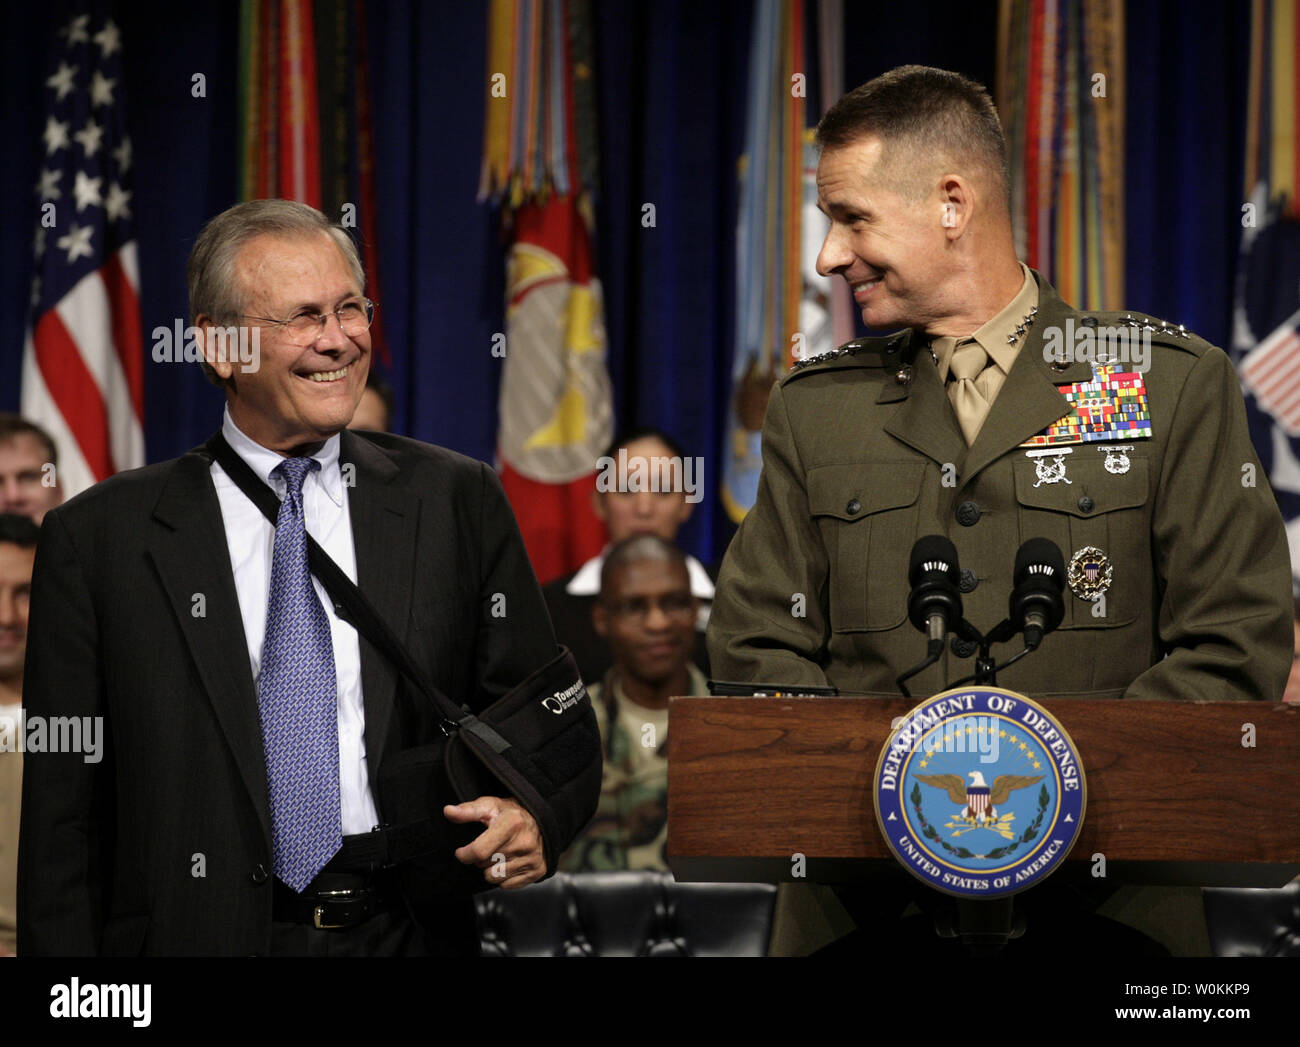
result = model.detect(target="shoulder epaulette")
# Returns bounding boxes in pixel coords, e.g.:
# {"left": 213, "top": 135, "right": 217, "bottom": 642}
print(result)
{"left": 783, "top": 333, "right": 907, "bottom": 383}
{"left": 1078, "top": 311, "right": 1214, "bottom": 354}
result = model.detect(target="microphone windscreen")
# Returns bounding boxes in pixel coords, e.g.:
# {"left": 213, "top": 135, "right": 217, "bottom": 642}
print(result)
{"left": 909, "top": 535, "right": 960, "bottom": 586}
{"left": 1013, "top": 538, "right": 1065, "bottom": 590}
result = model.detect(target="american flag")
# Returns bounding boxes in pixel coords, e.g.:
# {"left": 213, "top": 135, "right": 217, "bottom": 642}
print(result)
{"left": 1239, "top": 309, "right": 1300, "bottom": 437}
{"left": 21, "top": 7, "right": 144, "bottom": 500}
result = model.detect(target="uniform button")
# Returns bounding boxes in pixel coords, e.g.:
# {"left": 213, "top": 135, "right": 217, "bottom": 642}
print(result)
{"left": 958, "top": 568, "right": 978, "bottom": 593}
{"left": 251, "top": 863, "right": 269, "bottom": 884}
{"left": 1080, "top": 316, "right": 1098, "bottom": 328}
{"left": 846, "top": 498, "right": 862, "bottom": 516}
{"left": 895, "top": 365, "right": 915, "bottom": 386}
{"left": 956, "top": 501, "right": 981, "bottom": 527}
{"left": 951, "top": 636, "right": 978, "bottom": 658}
{"left": 1078, "top": 496, "right": 1095, "bottom": 513}
{"left": 1051, "top": 359, "right": 1070, "bottom": 372}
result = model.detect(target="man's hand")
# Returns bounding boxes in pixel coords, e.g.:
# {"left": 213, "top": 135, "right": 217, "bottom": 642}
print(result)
{"left": 444, "top": 796, "right": 547, "bottom": 889}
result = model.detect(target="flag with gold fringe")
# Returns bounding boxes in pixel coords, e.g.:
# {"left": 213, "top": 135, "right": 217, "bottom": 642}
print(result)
{"left": 480, "top": 0, "right": 612, "bottom": 584}
{"left": 997, "top": 0, "right": 1125, "bottom": 311}
{"left": 1233, "top": 0, "right": 1300, "bottom": 584}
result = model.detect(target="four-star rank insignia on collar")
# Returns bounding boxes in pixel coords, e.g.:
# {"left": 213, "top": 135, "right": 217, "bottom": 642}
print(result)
{"left": 1021, "top": 364, "right": 1152, "bottom": 448}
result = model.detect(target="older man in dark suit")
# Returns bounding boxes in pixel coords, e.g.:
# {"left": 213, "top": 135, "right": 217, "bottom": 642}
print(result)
{"left": 19, "top": 200, "right": 578, "bottom": 956}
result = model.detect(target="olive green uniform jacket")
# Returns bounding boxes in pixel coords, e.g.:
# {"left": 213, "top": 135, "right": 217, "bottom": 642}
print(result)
{"left": 709, "top": 273, "right": 1291, "bottom": 703}
{"left": 708, "top": 273, "right": 1292, "bottom": 956}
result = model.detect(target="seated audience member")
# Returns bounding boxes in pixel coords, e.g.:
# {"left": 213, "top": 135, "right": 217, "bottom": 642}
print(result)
{"left": 0, "top": 514, "right": 39, "bottom": 956}
{"left": 560, "top": 535, "right": 707, "bottom": 872}
{"left": 0, "top": 416, "right": 62, "bottom": 525}
{"left": 347, "top": 371, "right": 395, "bottom": 432}
{"left": 544, "top": 428, "right": 714, "bottom": 682}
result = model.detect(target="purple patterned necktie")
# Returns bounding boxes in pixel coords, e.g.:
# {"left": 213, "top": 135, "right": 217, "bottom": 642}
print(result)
{"left": 257, "top": 456, "right": 342, "bottom": 892}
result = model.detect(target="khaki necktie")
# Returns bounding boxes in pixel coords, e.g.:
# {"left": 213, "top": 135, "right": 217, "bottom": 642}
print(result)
{"left": 948, "top": 340, "right": 1005, "bottom": 445}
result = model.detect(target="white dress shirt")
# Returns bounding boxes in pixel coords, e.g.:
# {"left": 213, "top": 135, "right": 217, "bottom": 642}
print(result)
{"left": 211, "top": 407, "right": 379, "bottom": 836}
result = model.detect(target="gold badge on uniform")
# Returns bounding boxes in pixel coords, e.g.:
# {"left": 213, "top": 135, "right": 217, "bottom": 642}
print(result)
{"left": 1068, "top": 546, "right": 1113, "bottom": 600}
{"left": 1026, "top": 447, "right": 1073, "bottom": 486}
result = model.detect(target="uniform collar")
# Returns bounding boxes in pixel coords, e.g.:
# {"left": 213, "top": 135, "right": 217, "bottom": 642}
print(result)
{"left": 608, "top": 662, "right": 709, "bottom": 707}
{"left": 930, "top": 262, "right": 1039, "bottom": 381}
{"left": 221, "top": 405, "right": 344, "bottom": 507}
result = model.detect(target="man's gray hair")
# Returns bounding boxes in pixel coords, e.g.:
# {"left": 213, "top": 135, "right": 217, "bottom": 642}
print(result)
{"left": 187, "top": 200, "right": 364, "bottom": 385}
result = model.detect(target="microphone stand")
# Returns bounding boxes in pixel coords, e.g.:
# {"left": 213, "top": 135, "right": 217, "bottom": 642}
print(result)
{"left": 917, "top": 616, "right": 1030, "bottom": 953}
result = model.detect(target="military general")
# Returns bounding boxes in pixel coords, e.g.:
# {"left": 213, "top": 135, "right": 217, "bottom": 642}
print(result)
{"left": 707, "top": 65, "right": 1292, "bottom": 956}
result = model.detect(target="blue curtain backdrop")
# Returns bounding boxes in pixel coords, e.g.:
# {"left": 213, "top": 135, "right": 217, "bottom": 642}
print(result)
{"left": 0, "top": 0, "right": 1262, "bottom": 567}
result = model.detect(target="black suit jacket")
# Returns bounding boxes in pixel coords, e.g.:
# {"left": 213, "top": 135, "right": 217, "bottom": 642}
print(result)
{"left": 18, "top": 429, "right": 558, "bottom": 956}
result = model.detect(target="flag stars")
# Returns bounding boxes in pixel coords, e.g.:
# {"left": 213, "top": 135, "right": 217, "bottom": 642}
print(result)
{"left": 90, "top": 70, "right": 116, "bottom": 108}
{"left": 104, "top": 183, "right": 132, "bottom": 222}
{"left": 93, "top": 19, "right": 122, "bottom": 58}
{"left": 46, "top": 62, "right": 78, "bottom": 101}
{"left": 73, "top": 170, "right": 103, "bottom": 212}
{"left": 74, "top": 120, "right": 104, "bottom": 158}
{"left": 57, "top": 223, "right": 94, "bottom": 263}
{"left": 62, "top": 14, "right": 90, "bottom": 46}
{"left": 35, "top": 168, "right": 63, "bottom": 201}
{"left": 112, "top": 137, "right": 132, "bottom": 173}
{"left": 44, "top": 116, "right": 71, "bottom": 155}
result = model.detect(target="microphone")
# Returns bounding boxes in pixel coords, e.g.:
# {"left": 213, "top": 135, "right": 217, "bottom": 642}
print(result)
{"left": 907, "top": 536, "right": 963, "bottom": 651}
{"left": 1009, "top": 538, "right": 1065, "bottom": 650}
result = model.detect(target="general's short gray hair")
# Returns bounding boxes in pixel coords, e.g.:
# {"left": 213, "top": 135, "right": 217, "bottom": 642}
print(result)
{"left": 187, "top": 199, "right": 365, "bottom": 385}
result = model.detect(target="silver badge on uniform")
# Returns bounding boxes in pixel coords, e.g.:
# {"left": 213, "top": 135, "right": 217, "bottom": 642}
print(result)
{"left": 1026, "top": 447, "right": 1073, "bottom": 487}
{"left": 1068, "top": 546, "right": 1113, "bottom": 600}
{"left": 1101, "top": 445, "right": 1133, "bottom": 474}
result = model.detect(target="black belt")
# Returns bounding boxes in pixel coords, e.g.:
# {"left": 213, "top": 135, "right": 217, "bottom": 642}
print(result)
{"left": 272, "top": 864, "right": 405, "bottom": 930}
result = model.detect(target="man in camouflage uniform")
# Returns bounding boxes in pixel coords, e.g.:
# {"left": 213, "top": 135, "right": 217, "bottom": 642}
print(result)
{"left": 708, "top": 66, "right": 1292, "bottom": 955}
{"left": 562, "top": 536, "right": 708, "bottom": 872}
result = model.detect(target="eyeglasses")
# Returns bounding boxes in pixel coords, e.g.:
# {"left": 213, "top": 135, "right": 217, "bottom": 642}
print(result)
{"left": 240, "top": 297, "right": 376, "bottom": 345}
{"left": 604, "top": 592, "right": 696, "bottom": 623}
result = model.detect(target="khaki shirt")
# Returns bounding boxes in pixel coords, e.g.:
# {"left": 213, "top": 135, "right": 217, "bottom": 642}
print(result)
{"left": 0, "top": 747, "right": 19, "bottom": 954}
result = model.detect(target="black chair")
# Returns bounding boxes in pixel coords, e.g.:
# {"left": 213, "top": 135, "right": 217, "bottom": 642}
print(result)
{"left": 475, "top": 871, "right": 777, "bottom": 956}
{"left": 1203, "top": 884, "right": 1300, "bottom": 957}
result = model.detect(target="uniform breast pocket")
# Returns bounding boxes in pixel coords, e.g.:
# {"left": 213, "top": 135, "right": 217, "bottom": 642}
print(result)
{"left": 808, "top": 462, "right": 926, "bottom": 632}
{"left": 1013, "top": 453, "right": 1151, "bottom": 629}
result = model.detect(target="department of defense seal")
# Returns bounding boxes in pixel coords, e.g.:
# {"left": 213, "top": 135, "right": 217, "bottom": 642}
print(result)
{"left": 873, "top": 687, "right": 1087, "bottom": 898}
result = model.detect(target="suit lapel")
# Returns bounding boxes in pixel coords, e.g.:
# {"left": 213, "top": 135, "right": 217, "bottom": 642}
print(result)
{"left": 147, "top": 448, "right": 271, "bottom": 840}
{"left": 960, "top": 276, "right": 1094, "bottom": 489}
{"left": 339, "top": 430, "right": 419, "bottom": 793}
{"left": 883, "top": 329, "right": 968, "bottom": 470}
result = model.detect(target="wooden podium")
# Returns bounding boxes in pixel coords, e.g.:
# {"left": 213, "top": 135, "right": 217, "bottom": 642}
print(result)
{"left": 667, "top": 696, "right": 1300, "bottom": 888}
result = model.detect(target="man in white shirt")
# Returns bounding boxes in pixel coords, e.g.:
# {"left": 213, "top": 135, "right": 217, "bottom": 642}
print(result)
{"left": 544, "top": 428, "right": 716, "bottom": 682}
{"left": 19, "top": 200, "right": 573, "bottom": 956}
